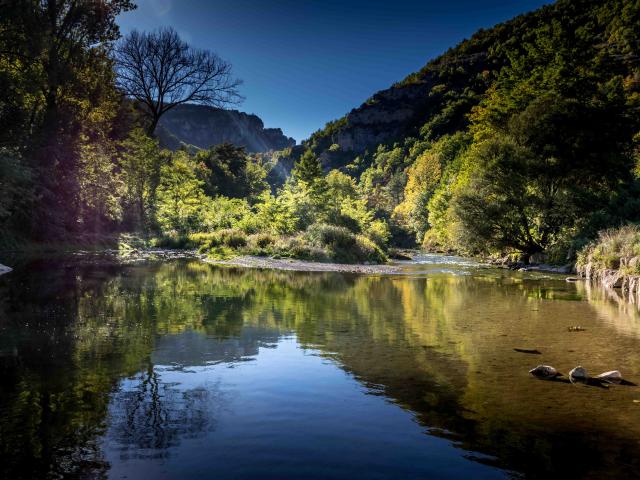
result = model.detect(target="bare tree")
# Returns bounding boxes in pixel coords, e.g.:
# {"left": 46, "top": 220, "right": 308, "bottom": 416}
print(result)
{"left": 115, "top": 27, "right": 242, "bottom": 135}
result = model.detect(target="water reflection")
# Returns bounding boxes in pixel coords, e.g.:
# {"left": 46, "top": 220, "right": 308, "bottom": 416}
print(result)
{"left": 1, "top": 257, "right": 640, "bottom": 479}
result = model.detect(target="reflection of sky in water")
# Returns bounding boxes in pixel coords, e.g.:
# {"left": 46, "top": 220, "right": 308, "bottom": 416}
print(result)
{"left": 103, "top": 335, "right": 506, "bottom": 480}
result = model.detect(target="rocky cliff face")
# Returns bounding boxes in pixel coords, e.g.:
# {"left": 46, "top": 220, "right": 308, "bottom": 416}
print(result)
{"left": 157, "top": 104, "right": 296, "bottom": 152}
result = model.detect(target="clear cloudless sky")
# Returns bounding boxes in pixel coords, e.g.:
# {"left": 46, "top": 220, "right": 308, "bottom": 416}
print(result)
{"left": 117, "top": 0, "right": 551, "bottom": 142}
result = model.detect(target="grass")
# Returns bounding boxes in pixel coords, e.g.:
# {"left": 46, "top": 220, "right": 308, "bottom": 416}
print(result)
{"left": 155, "top": 224, "right": 388, "bottom": 264}
{"left": 577, "top": 224, "right": 640, "bottom": 275}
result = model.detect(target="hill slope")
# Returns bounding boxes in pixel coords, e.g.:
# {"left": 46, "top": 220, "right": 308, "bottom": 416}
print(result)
{"left": 291, "top": 0, "right": 638, "bottom": 172}
{"left": 272, "top": 0, "right": 640, "bottom": 257}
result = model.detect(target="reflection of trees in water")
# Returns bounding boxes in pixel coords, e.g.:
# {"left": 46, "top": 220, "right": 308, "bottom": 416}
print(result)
{"left": 0, "top": 259, "right": 119, "bottom": 480}
{"left": 575, "top": 280, "right": 640, "bottom": 337}
{"left": 109, "top": 365, "right": 223, "bottom": 459}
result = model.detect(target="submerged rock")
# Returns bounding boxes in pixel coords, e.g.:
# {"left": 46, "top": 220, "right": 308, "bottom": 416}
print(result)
{"left": 0, "top": 263, "right": 12, "bottom": 276}
{"left": 567, "top": 325, "right": 586, "bottom": 332}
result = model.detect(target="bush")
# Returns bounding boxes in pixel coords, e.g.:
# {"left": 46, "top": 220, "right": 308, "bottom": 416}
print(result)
{"left": 153, "top": 233, "right": 191, "bottom": 249}
{"left": 354, "top": 235, "right": 387, "bottom": 263}
{"left": 577, "top": 224, "right": 640, "bottom": 273}
{"left": 245, "top": 233, "right": 277, "bottom": 256}
{"left": 304, "top": 223, "right": 387, "bottom": 263}
{"left": 188, "top": 232, "right": 222, "bottom": 248}
{"left": 272, "top": 235, "right": 328, "bottom": 261}
{"left": 364, "top": 219, "right": 390, "bottom": 247}
{"left": 174, "top": 229, "right": 249, "bottom": 254}
{"left": 219, "top": 229, "right": 247, "bottom": 248}
{"left": 249, "top": 232, "right": 276, "bottom": 248}
{"left": 306, "top": 223, "right": 355, "bottom": 249}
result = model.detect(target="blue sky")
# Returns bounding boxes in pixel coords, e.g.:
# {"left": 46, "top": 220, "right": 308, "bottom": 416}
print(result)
{"left": 118, "top": 0, "right": 550, "bottom": 142}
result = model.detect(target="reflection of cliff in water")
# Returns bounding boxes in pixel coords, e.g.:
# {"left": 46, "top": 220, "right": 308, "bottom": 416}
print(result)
{"left": 152, "top": 327, "right": 282, "bottom": 367}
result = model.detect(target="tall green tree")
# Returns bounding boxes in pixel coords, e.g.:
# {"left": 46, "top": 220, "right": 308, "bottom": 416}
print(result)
{"left": 157, "top": 152, "right": 207, "bottom": 234}
{"left": 292, "top": 149, "right": 323, "bottom": 185}
{"left": 195, "top": 143, "right": 267, "bottom": 201}
{"left": 455, "top": 94, "right": 637, "bottom": 258}
{"left": 119, "top": 129, "right": 167, "bottom": 232}
{"left": 0, "top": 0, "right": 135, "bottom": 239}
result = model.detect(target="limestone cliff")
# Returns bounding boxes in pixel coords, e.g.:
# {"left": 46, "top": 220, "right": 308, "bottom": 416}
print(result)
{"left": 157, "top": 104, "right": 296, "bottom": 152}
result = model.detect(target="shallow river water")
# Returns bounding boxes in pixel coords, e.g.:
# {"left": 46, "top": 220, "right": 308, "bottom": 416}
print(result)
{"left": 1, "top": 254, "right": 640, "bottom": 479}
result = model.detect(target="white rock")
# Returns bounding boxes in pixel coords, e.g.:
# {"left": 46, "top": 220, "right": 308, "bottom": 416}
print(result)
{"left": 569, "top": 366, "right": 588, "bottom": 383}
{"left": 529, "top": 365, "right": 559, "bottom": 379}
{"left": 595, "top": 370, "right": 622, "bottom": 384}
{"left": 0, "top": 263, "right": 12, "bottom": 276}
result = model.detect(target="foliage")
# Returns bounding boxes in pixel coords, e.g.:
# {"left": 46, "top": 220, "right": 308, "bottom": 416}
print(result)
{"left": 0, "top": 0, "right": 135, "bottom": 239}
{"left": 77, "top": 139, "right": 124, "bottom": 234}
{"left": 119, "top": 129, "right": 167, "bottom": 232}
{"left": 577, "top": 225, "right": 640, "bottom": 274}
{"left": 156, "top": 152, "right": 207, "bottom": 234}
{"left": 195, "top": 143, "right": 267, "bottom": 201}
{"left": 305, "top": 223, "right": 387, "bottom": 263}
{"left": 0, "top": 149, "right": 32, "bottom": 245}
{"left": 4, "top": 0, "right": 640, "bottom": 266}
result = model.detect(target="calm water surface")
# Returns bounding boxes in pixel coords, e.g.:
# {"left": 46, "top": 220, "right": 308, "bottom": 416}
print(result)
{"left": 1, "top": 254, "right": 640, "bottom": 479}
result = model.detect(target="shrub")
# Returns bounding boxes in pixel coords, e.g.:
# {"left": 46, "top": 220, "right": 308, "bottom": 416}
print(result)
{"left": 245, "top": 232, "right": 276, "bottom": 256}
{"left": 364, "top": 219, "right": 390, "bottom": 247}
{"left": 304, "top": 223, "right": 387, "bottom": 263}
{"left": 354, "top": 235, "right": 388, "bottom": 263}
{"left": 577, "top": 225, "right": 640, "bottom": 273}
{"left": 179, "top": 229, "right": 248, "bottom": 254}
{"left": 188, "top": 232, "right": 222, "bottom": 247}
{"left": 306, "top": 223, "right": 355, "bottom": 249}
{"left": 218, "top": 229, "right": 247, "bottom": 248}
{"left": 153, "top": 233, "right": 190, "bottom": 249}
{"left": 249, "top": 232, "right": 276, "bottom": 248}
{"left": 272, "top": 235, "right": 328, "bottom": 261}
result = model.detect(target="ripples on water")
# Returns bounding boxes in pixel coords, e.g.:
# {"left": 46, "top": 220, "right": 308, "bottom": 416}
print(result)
{"left": 1, "top": 254, "right": 640, "bottom": 479}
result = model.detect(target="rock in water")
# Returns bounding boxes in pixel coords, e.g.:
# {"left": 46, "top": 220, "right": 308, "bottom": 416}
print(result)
{"left": 529, "top": 365, "right": 561, "bottom": 380}
{"left": 569, "top": 366, "right": 589, "bottom": 384}
{"left": 567, "top": 325, "right": 586, "bottom": 332}
{"left": 595, "top": 370, "right": 622, "bottom": 384}
{"left": 0, "top": 264, "right": 12, "bottom": 276}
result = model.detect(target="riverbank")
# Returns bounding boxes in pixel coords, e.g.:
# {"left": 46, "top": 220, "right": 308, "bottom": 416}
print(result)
{"left": 206, "top": 255, "right": 401, "bottom": 274}
{"left": 488, "top": 256, "right": 574, "bottom": 274}
{"left": 576, "top": 225, "right": 640, "bottom": 302}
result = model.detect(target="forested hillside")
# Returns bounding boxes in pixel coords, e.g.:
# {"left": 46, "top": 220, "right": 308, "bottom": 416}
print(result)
{"left": 275, "top": 0, "right": 640, "bottom": 260}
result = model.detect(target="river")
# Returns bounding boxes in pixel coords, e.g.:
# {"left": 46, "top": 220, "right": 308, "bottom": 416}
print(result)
{"left": 1, "top": 254, "right": 639, "bottom": 479}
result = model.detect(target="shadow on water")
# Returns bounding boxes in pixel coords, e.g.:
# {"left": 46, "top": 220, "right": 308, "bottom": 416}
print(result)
{"left": 1, "top": 255, "right": 640, "bottom": 478}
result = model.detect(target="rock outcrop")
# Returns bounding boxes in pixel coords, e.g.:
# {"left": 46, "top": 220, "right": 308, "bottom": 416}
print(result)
{"left": 157, "top": 104, "right": 296, "bottom": 153}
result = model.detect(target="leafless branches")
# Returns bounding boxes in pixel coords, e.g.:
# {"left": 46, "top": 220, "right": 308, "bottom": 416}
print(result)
{"left": 115, "top": 27, "right": 242, "bottom": 135}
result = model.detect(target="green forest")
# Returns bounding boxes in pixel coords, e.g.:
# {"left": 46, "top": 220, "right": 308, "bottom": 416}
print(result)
{"left": 1, "top": 0, "right": 639, "bottom": 265}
